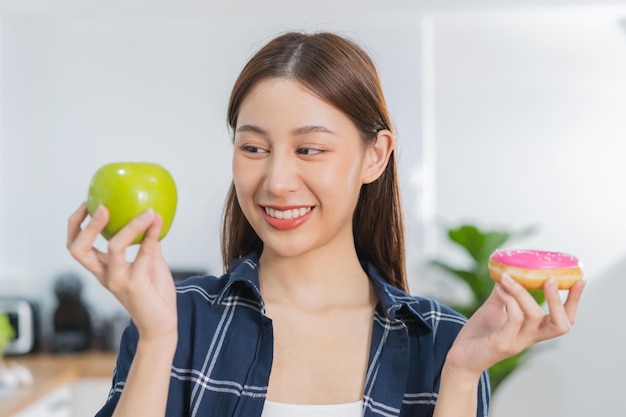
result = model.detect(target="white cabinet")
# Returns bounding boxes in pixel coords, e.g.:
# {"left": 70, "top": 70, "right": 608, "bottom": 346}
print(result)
{"left": 13, "top": 385, "right": 72, "bottom": 417}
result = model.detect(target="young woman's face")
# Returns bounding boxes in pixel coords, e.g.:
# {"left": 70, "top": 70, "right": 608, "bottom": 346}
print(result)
{"left": 232, "top": 78, "right": 372, "bottom": 260}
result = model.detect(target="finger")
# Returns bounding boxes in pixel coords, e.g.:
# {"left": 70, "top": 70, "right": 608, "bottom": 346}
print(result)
{"left": 494, "top": 282, "right": 525, "bottom": 341}
{"left": 480, "top": 284, "right": 508, "bottom": 325}
{"left": 107, "top": 208, "right": 156, "bottom": 267}
{"left": 500, "top": 274, "right": 546, "bottom": 324}
{"left": 67, "top": 202, "right": 88, "bottom": 249}
{"left": 539, "top": 278, "right": 572, "bottom": 339}
{"left": 563, "top": 279, "right": 586, "bottom": 325}
{"left": 503, "top": 276, "right": 548, "bottom": 348}
{"left": 80, "top": 205, "right": 110, "bottom": 242}
{"left": 133, "top": 213, "right": 163, "bottom": 270}
{"left": 68, "top": 205, "right": 110, "bottom": 275}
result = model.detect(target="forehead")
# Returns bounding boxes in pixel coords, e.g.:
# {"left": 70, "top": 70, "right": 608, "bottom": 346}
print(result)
{"left": 236, "top": 78, "right": 353, "bottom": 130}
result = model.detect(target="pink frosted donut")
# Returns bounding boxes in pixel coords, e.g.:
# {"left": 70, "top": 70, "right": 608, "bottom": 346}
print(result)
{"left": 488, "top": 249, "right": 584, "bottom": 290}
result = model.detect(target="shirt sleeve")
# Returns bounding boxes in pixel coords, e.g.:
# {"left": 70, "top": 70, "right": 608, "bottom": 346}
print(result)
{"left": 95, "top": 322, "right": 139, "bottom": 417}
{"left": 476, "top": 370, "right": 491, "bottom": 417}
{"left": 426, "top": 299, "right": 492, "bottom": 417}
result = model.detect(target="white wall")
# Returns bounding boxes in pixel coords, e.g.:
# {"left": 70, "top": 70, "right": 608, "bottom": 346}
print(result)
{"left": 428, "top": 7, "right": 626, "bottom": 417}
{"left": 431, "top": 8, "right": 626, "bottom": 281}
{"left": 0, "top": 8, "right": 426, "bottom": 321}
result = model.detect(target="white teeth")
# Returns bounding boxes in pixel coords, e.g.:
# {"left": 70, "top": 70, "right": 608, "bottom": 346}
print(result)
{"left": 265, "top": 207, "right": 312, "bottom": 219}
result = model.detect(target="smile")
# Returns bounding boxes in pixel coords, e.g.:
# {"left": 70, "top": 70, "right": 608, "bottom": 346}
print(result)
{"left": 264, "top": 207, "right": 312, "bottom": 220}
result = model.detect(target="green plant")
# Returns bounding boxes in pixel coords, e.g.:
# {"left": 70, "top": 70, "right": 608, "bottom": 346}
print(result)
{"left": 0, "top": 313, "right": 15, "bottom": 356}
{"left": 431, "top": 224, "right": 542, "bottom": 392}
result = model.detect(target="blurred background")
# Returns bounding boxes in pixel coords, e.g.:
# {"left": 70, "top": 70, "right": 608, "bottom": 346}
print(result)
{"left": 1, "top": 0, "right": 625, "bottom": 416}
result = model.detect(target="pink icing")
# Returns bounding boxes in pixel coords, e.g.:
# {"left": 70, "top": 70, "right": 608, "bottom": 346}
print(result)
{"left": 490, "top": 249, "right": 580, "bottom": 269}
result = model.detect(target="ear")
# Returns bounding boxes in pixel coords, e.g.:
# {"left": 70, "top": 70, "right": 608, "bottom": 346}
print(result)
{"left": 362, "top": 129, "right": 394, "bottom": 184}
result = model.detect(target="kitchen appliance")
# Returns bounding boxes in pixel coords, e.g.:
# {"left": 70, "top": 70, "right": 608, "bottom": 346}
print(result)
{"left": 0, "top": 298, "right": 38, "bottom": 355}
{"left": 52, "top": 273, "right": 92, "bottom": 352}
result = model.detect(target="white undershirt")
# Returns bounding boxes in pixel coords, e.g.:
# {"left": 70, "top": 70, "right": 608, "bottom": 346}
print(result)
{"left": 261, "top": 400, "right": 364, "bottom": 417}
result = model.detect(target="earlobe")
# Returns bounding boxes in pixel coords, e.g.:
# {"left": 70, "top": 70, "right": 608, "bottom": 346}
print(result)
{"left": 363, "top": 130, "right": 394, "bottom": 184}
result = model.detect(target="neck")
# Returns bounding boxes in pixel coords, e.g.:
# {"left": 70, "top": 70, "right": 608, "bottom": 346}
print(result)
{"left": 258, "top": 247, "right": 374, "bottom": 310}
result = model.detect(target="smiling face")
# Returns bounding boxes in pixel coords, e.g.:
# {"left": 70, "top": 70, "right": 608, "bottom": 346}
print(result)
{"left": 232, "top": 78, "right": 374, "bottom": 260}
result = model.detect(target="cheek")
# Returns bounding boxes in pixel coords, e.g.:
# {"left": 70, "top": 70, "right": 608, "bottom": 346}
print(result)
{"left": 232, "top": 157, "right": 257, "bottom": 201}
{"left": 340, "top": 154, "right": 367, "bottom": 188}
{"left": 314, "top": 156, "right": 365, "bottom": 196}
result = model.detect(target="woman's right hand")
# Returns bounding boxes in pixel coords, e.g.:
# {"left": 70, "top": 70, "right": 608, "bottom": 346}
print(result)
{"left": 67, "top": 203, "right": 178, "bottom": 343}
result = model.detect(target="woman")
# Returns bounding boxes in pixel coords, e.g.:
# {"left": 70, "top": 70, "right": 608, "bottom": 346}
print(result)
{"left": 67, "top": 32, "right": 584, "bottom": 417}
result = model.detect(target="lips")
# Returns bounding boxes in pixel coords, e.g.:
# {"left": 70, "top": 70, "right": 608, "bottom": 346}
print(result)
{"left": 262, "top": 206, "right": 313, "bottom": 230}
{"left": 264, "top": 206, "right": 312, "bottom": 219}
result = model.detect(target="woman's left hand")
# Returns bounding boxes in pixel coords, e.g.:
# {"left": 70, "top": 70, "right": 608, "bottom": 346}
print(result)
{"left": 445, "top": 274, "right": 585, "bottom": 377}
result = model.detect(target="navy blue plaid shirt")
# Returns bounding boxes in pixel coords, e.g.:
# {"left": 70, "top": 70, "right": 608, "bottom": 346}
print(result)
{"left": 96, "top": 254, "right": 490, "bottom": 417}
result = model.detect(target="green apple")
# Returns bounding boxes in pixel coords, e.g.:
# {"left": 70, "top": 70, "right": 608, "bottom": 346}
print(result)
{"left": 86, "top": 162, "right": 177, "bottom": 244}
{"left": 0, "top": 313, "right": 15, "bottom": 354}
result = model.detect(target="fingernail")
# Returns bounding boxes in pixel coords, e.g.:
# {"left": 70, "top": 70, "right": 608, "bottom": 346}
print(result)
{"left": 502, "top": 273, "right": 515, "bottom": 286}
{"left": 546, "top": 277, "right": 557, "bottom": 290}
{"left": 140, "top": 208, "right": 155, "bottom": 220}
{"left": 93, "top": 205, "right": 105, "bottom": 219}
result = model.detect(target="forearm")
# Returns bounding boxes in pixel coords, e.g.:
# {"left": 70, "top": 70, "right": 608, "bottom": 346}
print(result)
{"left": 433, "top": 364, "right": 481, "bottom": 417}
{"left": 112, "top": 335, "right": 178, "bottom": 417}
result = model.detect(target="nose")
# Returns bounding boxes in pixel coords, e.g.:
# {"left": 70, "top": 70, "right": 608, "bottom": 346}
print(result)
{"left": 263, "top": 151, "right": 300, "bottom": 197}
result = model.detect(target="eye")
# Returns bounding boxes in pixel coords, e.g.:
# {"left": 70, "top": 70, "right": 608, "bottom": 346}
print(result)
{"left": 296, "top": 147, "right": 324, "bottom": 156}
{"left": 241, "top": 145, "right": 269, "bottom": 154}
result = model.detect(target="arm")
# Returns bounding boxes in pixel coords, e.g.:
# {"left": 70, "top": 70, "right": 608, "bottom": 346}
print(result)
{"left": 111, "top": 336, "right": 177, "bottom": 417}
{"left": 432, "top": 365, "right": 482, "bottom": 417}
{"left": 433, "top": 275, "right": 585, "bottom": 417}
{"left": 67, "top": 203, "right": 178, "bottom": 417}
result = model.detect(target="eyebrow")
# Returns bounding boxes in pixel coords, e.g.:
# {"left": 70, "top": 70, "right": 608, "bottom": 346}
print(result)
{"left": 236, "top": 124, "right": 334, "bottom": 136}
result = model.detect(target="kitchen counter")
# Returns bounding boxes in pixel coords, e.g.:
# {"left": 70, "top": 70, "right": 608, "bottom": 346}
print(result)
{"left": 0, "top": 351, "right": 117, "bottom": 417}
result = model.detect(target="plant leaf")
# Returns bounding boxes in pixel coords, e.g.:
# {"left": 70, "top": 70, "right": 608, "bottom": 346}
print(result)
{"left": 448, "top": 225, "right": 483, "bottom": 263}
{"left": 480, "top": 231, "right": 510, "bottom": 262}
{"left": 448, "top": 225, "right": 511, "bottom": 264}
{"left": 430, "top": 260, "right": 479, "bottom": 290}
{"left": 528, "top": 288, "right": 546, "bottom": 305}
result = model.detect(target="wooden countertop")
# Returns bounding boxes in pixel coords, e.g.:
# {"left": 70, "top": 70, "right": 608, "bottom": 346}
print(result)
{"left": 0, "top": 351, "right": 117, "bottom": 417}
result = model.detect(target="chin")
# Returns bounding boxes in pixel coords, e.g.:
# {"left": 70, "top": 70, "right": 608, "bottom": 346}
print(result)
{"left": 260, "top": 242, "right": 315, "bottom": 260}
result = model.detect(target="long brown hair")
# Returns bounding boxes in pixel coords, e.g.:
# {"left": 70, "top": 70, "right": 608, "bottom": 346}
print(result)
{"left": 221, "top": 32, "right": 407, "bottom": 291}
